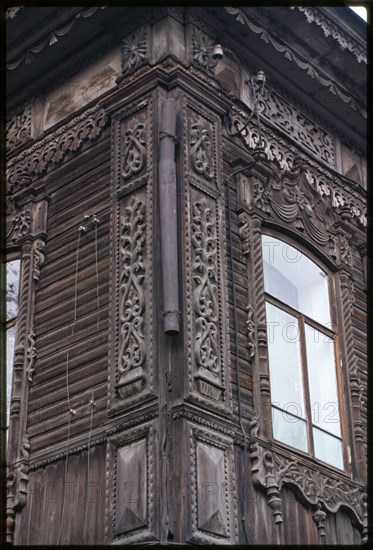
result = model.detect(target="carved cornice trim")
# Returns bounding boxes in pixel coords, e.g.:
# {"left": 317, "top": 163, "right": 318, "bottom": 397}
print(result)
{"left": 224, "top": 7, "right": 366, "bottom": 119}
{"left": 291, "top": 6, "right": 366, "bottom": 64}
{"left": 229, "top": 114, "right": 367, "bottom": 228}
{"left": 7, "top": 106, "right": 109, "bottom": 194}
{"left": 250, "top": 434, "right": 366, "bottom": 526}
{"left": 7, "top": 7, "right": 105, "bottom": 71}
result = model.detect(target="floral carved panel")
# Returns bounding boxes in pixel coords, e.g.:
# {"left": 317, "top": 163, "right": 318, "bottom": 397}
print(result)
{"left": 189, "top": 191, "right": 227, "bottom": 404}
{"left": 117, "top": 195, "right": 146, "bottom": 398}
{"left": 110, "top": 96, "right": 154, "bottom": 412}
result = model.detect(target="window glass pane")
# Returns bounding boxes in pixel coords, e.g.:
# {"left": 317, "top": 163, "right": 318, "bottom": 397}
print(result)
{"left": 262, "top": 235, "right": 331, "bottom": 326}
{"left": 272, "top": 407, "right": 308, "bottom": 452}
{"left": 266, "top": 302, "right": 305, "bottom": 417}
{"left": 6, "top": 326, "right": 16, "bottom": 426}
{"left": 6, "top": 259, "right": 21, "bottom": 321}
{"left": 313, "top": 427, "right": 344, "bottom": 470}
{"left": 305, "top": 324, "right": 341, "bottom": 437}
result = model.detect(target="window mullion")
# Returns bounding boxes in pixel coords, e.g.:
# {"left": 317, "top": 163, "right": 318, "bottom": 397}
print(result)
{"left": 298, "top": 314, "right": 314, "bottom": 457}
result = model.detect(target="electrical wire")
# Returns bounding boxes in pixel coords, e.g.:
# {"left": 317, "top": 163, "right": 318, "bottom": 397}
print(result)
{"left": 57, "top": 225, "right": 82, "bottom": 545}
{"left": 226, "top": 161, "right": 257, "bottom": 545}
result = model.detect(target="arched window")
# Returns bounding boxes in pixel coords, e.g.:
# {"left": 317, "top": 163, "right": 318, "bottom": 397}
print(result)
{"left": 261, "top": 234, "right": 344, "bottom": 470}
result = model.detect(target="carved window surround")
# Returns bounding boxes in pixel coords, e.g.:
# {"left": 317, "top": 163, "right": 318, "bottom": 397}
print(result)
{"left": 6, "top": 193, "right": 49, "bottom": 544}
{"left": 233, "top": 159, "right": 366, "bottom": 541}
{"left": 249, "top": 433, "right": 366, "bottom": 534}
{"left": 230, "top": 118, "right": 366, "bottom": 230}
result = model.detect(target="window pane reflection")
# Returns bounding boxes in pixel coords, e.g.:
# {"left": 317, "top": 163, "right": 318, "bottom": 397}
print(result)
{"left": 266, "top": 302, "right": 305, "bottom": 417}
{"left": 313, "top": 427, "right": 344, "bottom": 470}
{"left": 272, "top": 407, "right": 308, "bottom": 452}
{"left": 305, "top": 324, "right": 341, "bottom": 437}
{"left": 6, "top": 259, "right": 21, "bottom": 321}
{"left": 6, "top": 326, "right": 16, "bottom": 426}
{"left": 262, "top": 235, "right": 331, "bottom": 326}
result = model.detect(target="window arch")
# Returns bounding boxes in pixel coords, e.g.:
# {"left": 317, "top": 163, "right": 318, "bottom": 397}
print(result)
{"left": 261, "top": 233, "right": 346, "bottom": 470}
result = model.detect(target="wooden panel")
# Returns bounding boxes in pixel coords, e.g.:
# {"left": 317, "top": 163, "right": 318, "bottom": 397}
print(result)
{"left": 17, "top": 445, "right": 106, "bottom": 544}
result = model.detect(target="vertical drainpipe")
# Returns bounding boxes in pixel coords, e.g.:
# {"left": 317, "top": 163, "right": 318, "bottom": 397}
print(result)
{"left": 159, "top": 98, "right": 180, "bottom": 334}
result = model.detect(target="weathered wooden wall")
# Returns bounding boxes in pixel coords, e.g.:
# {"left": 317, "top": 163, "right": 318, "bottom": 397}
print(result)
{"left": 6, "top": 6, "right": 367, "bottom": 546}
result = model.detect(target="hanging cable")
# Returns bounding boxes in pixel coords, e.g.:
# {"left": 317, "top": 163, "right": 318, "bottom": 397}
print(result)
{"left": 57, "top": 221, "right": 84, "bottom": 545}
{"left": 226, "top": 160, "right": 258, "bottom": 545}
{"left": 93, "top": 215, "right": 100, "bottom": 331}
{"left": 82, "top": 388, "right": 96, "bottom": 540}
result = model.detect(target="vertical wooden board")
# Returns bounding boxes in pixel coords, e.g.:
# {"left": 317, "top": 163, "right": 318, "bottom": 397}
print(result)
{"left": 106, "top": 424, "right": 156, "bottom": 544}
{"left": 188, "top": 424, "right": 238, "bottom": 544}
{"left": 115, "top": 439, "right": 147, "bottom": 535}
{"left": 248, "top": 486, "right": 275, "bottom": 545}
{"left": 196, "top": 441, "right": 227, "bottom": 536}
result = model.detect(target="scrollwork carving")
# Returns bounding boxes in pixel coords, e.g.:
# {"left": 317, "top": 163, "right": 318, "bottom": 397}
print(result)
{"left": 229, "top": 111, "right": 367, "bottom": 227}
{"left": 192, "top": 199, "right": 220, "bottom": 376}
{"left": 121, "top": 121, "right": 147, "bottom": 180}
{"left": 6, "top": 105, "right": 33, "bottom": 154}
{"left": 246, "top": 304, "right": 255, "bottom": 359}
{"left": 190, "top": 122, "right": 214, "bottom": 181}
{"left": 7, "top": 107, "right": 108, "bottom": 193}
{"left": 32, "top": 238, "right": 46, "bottom": 281}
{"left": 118, "top": 197, "right": 146, "bottom": 394}
{"left": 26, "top": 328, "right": 37, "bottom": 383}
{"left": 11, "top": 209, "right": 31, "bottom": 242}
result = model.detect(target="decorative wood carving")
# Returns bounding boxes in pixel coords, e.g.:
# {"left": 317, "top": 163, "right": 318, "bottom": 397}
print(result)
{"left": 224, "top": 7, "right": 366, "bottom": 118}
{"left": 190, "top": 120, "right": 215, "bottom": 182}
{"left": 121, "top": 26, "right": 148, "bottom": 76}
{"left": 189, "top": 425, "right": 238, "bottom": 544}
{"left": 6, "top": 197, "right": 48, "bottom": 543}
{"left": 338, "top": 270, "right": 366, "bottom": 481}
{"left": 191, "top": 196, "right": 224, "bottom": 402}
{"left": 6, "top": 105, "right": 33, "bottom": 154}
{"left": 32, "top": 238, "right": 46, "bottom": 280}
{"left": 7, "top": 7, "right": 104, "bottom": 71}
{"left": 192, "top": 28, "right": 216, "bottom": 76}
{"left": 249, "top": 426, "right": 365, "bottom": 528}
{"left": 312, "top": 503, "right": 327, "bottom": 543}
{"left": 110, "top": 96, "right": 154, "bottom": 413}
{"left": 290, "top": 6, "right": 367, "bottom": 64}
{"left": 122, "top": 122, "right": 147, "bottom": 180}
{"left": 26, "top": 328, "right": 37, "bottom": 383}
{"left": 7, "top": 107, "right": 108, "bottom": 193}
{"left": 256, "top": 83, "right": 335, "bottom": 167}
{"left": 229, "top": 109, "right": 367, "bottom": 227}
{"left": 117, "top": 196, "right": 146, "bottom": 398}
{"left": 182, "top": 97, "right": 231, "bottom": 411}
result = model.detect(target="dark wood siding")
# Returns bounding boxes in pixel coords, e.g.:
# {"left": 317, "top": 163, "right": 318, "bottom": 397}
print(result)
{"left": 28, "top": 136, "right": 110, "bottom": 454}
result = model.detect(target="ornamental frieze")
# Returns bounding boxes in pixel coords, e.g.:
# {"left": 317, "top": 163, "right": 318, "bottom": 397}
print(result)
{"left": 7, "top": 107, "right": 108, "bottom": 194}
{"left": 255, "top": 83, "right": 335, "bottom": 167}
{"left": 229, "top": 114, "right": 366, "bottom": 227}
{"left": 249, "top": 419, "right": 365, "bottom": 529}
